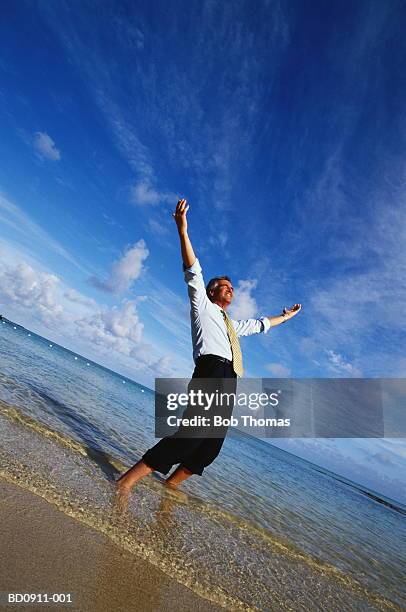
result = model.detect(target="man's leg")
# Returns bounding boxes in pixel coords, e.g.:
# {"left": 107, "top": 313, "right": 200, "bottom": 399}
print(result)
{"left": 114, "top": 460, "right": 154, "bottom": 511}
{"left": 165, "top": 465, "right": 194, "bottom": 488}
{"left": 116, "top": 459, "right": 154, "bottom": 493}
{"left": 178, "top": 371, "right": 236, "bottom": 476}
{"left": 180, "top": 436, "right": 226, "bottom": 476}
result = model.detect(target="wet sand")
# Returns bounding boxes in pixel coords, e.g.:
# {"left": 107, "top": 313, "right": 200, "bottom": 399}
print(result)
{"left": 0, "top": 405, "right": 400, "bottom": 611}
{"left": 0, "top": 479, "right": 220, "bottom": 612}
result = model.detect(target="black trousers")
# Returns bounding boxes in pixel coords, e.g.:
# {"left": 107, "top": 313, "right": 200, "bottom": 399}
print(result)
{"left": 142, "top": 355, "right": 237, "bottom": 476}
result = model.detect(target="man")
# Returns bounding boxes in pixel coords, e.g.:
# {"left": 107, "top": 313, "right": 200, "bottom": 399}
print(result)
{"left": 116, "top": 198, "right": 301, "bottom": 497}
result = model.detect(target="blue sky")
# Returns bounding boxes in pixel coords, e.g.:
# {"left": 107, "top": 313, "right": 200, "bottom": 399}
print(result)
{"left": 0, "top": 1, "right": 405, "bottom": 502}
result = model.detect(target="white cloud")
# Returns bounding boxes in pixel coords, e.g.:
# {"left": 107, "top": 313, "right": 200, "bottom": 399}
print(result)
{"left": 371, "top": 452, "right": 394, "bottom": 465}
{"left": 75, "top": 300, "right": 144, "bottom": 352}
{"left": 0, "top": 248, "right": 143, "bottom": 352}
{"left": 102, "top": 212, "right": 123, "bottom": 230}
{"left": 147, "top": 216, "right": 171, "bottom": 236}
{"left": 64, "top": 288, "right": 96, "bottom": 307}
{"left": 142, "top": 275, "right": 191, "bottom": 345}
{"left": 33, "top": 131, "right": 61, "bottom": 161}
{"left": 217, "top": 231, "right": 228, "bottom": 248}
{"left": 134, "top": 27, "right": 145, "bottom": 50}
{"left": 0, "top": 246, "right": 186, "bottom": 383}
{"left": 376, "top": 439, "right": 406, "bottom": 460}
{"left": 147, "top": 354, "right": 175, "bottom": 377}
{"left": 70, "top": 295, "right": 189, "bottom": 380}
{"left": 0, "top": 260, "right": 63, "bottom": 321}
{"left": 131, "top": 180, "right": 176, "bottom": 206}
{"left": 325, "top": 349, "right": 362, "bottom": 376}
{"left": 280, "top": 149, "right": 406, "bottom": 376}
{"left": 209, "top": 230, "right": 228, "bottom": 249}
{"left": 229, "top": 279, "right": 258, "bottom": 319}
{"left": 265, "top": 362, "right": 291, "bottom": 377}
{"left": 93, "top": 89, "right": 155, "bottom": 178}
{"left": 90, "top": 240, "right": 149, "bottom": 294}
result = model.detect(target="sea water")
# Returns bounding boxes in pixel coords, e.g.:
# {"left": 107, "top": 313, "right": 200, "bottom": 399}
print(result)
{"left": 0, "top": 320, "right": 404, "bottom": 610}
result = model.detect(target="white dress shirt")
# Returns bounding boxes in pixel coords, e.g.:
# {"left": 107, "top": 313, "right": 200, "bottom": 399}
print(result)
{"left": 184, "top": 259, "right": 271, "bottom": 363}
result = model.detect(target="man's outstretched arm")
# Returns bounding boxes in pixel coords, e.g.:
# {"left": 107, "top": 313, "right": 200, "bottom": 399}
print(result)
{"left": 173, "top": 198, "right": 196, "bottom": 268}
{"left": 267, "top": 304, "right": 302, "bottom": 327}
{"left": 232, "top": 304, "right": 302, "bottom": 336}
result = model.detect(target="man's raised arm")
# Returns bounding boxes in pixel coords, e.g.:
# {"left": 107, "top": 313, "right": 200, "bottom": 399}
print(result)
{"left": 173, "top": 198, "right": 196, "bottom": 268}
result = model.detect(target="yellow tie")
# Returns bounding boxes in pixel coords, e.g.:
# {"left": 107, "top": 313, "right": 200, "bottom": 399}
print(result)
{"left": 222, "top": 310, "right": 244, "bottom": 377}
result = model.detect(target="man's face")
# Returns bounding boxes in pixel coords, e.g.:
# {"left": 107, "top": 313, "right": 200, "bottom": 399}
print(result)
{"left": 211, "top": 280, "right": 234, "bottom": 307}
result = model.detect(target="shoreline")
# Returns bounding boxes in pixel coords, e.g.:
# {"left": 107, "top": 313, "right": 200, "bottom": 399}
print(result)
{"left": 0, "top": 398, "right": 402, "bottom": 610}
{"left": 0, "top": 479, "right": 220, "bottom": 612}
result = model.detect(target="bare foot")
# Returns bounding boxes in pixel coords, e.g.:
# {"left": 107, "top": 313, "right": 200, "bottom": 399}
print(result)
{"left": 164, "top": 481, "right": 178, "bottom": 490}
{"left": 163, "top": 481, "right": 188, "bottom": 502}
{"left": 114, "top": 482, "right": 131, "bottom": 512}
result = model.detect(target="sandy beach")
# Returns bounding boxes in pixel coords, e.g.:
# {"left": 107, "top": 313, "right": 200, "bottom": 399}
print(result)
{"left": 0, "top": 479, "right": 218, "bottom": 612}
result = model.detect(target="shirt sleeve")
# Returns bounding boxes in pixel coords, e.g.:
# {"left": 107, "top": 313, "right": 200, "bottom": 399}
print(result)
{"left": 183, "top": 258, "right": 209, "bottom": 311}
{"left": 231, "top": 316, "right": 271, "bottom": 337}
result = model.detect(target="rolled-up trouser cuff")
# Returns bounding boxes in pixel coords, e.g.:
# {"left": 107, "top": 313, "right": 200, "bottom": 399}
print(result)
{"left": 142, "top": 453, "right": 205, "bottom": 476}
{"left": 142, "top": 453, "right": 172, "bottom": 475}
{"left": 179, "top": 463, "right": 204, "bottom": 476}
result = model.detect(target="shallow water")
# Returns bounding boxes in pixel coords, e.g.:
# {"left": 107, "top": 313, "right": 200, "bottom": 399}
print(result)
{"left": 0, "top": 319, "right": 405, "bottom": 610}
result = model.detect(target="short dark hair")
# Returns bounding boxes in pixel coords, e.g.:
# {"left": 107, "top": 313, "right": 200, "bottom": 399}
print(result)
{"left": 206, "top": 276, "right": 232, "bottom": 301}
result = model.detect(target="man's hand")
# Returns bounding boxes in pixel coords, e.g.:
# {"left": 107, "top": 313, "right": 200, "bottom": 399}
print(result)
{"left": 267, "top": 304, "right": 301, "bottom": 328}
{"left": 173, "top": 198, "right": 189, "bottom": 234}
{"left": 282, "top": 304, "right": 302, "bottom": 320}
{"left": 173, "top": 198, "right": 196, "bottom": 268}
